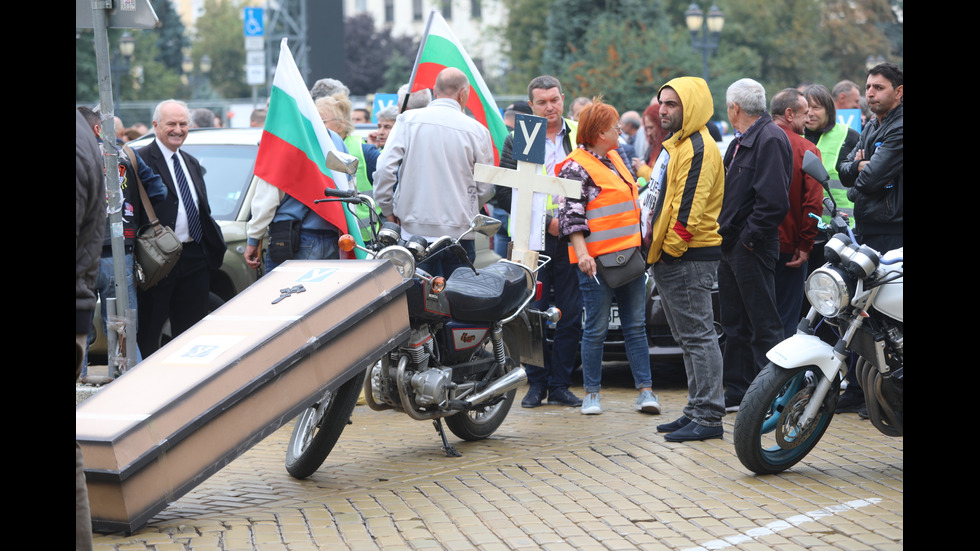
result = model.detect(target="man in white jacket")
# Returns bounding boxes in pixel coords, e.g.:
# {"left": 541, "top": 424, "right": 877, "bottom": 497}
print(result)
{"left": 373, "top": 67, "right": 495, "bottom": 277}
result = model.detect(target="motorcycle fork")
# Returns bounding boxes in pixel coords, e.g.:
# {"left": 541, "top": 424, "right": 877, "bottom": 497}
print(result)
{"left": 797, "top": 311, "right": 865, "bottom": 427}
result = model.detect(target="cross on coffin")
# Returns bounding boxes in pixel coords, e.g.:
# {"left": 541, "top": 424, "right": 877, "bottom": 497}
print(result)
{"left": 473, "top": 114, "right": 582, "bottom": 268}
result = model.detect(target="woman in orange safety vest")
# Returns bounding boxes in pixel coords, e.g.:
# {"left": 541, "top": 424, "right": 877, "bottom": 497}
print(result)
{"left": 556, "top": 98, "right": 660, "bottom": 418}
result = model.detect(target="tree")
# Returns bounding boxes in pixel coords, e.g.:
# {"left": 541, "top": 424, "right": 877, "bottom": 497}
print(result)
{"left": 344, "top": 12, "right": 418, "bottom": 95}
{"left": 194, "top": 0, "right": 249, "bottom": 99}
{"left": 495, "top": 0, "right": 549, "bottom": 95}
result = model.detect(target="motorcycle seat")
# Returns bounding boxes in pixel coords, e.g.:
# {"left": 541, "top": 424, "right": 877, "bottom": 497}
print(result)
{"left": 443, "top": 263, "right": 528, "bottom": 323}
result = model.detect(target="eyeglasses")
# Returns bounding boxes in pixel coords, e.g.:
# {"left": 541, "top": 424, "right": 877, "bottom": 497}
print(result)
{"left": 321, "top": 118, "right": 343, "bottom": 124}
{"left": 609, "top": 125, "right": 622, "bottom": 135}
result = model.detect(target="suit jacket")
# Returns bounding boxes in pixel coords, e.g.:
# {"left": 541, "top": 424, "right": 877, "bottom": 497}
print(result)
{"left": 136, "top": 139, "right": 226, "bottom": 270}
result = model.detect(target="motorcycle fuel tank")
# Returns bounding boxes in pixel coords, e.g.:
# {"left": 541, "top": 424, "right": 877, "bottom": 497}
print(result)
{"left": 874, "top": 248, "right": 903, "bottom": 322}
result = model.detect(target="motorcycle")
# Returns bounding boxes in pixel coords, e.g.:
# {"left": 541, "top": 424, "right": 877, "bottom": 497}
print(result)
{"left": 733, "top": 150, "right": 903, "bottom": 475}
{"left": 284, "top": 151, "right": 558, "bottom": 479}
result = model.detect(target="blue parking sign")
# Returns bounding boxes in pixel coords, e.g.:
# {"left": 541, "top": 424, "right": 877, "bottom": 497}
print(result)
{"left": 244, "top": 7, "right": 264, "bottom": 36}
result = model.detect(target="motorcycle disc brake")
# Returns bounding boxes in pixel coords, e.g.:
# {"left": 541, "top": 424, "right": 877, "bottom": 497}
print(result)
{"left": 774, "top": 388, "right": 819, "bottom": 449}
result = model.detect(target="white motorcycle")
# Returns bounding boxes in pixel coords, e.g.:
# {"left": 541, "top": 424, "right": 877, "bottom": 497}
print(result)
{"left": 733, "top": 150, "right": 903, "bottom": 475}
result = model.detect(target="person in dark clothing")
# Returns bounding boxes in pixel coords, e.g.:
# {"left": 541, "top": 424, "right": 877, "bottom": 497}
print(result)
{"left": 835, "top": 62, "right": 903, "bottom": 416}
{"left": 718, "top": 78, "right": 793, "bottom": 412}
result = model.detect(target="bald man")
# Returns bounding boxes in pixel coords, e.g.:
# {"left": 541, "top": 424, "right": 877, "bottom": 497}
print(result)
{"left": 373, "top": 67, "right": 495, "bottom": 277}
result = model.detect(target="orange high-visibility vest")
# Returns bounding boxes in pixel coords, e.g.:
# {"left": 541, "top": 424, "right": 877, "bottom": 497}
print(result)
{"left": 557, "top": 148, "right": 641, "bottom": 263}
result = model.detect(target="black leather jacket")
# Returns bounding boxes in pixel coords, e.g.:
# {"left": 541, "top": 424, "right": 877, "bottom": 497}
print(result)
{"left": 839, "top": 103, "right": 903, "bottom": 235}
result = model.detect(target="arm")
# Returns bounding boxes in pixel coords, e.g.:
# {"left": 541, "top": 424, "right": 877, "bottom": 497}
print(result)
{"left": 132, "top": 148, "right": 168, "bottom": 202}
{"left": 373, "top": 117, "right": 407, "bottom": 219}
{"left": 244, "top": 177, "right": 284, "bottom": 269}
{"left": 795, "top": 147, "right": 825, "bottom": 257}
{"left": 743, "top": 132, "right": 792, "bottom": 248}
{"left": 362, "top": 143, "right": 380, "bottom": 186}
{"left": 475, "top": 129, "right": 496, "bottom": 208}
{"left": 842, "top": 123, "right": 903, "bottom": 196}
{"left": 661, "top": 133, "right": 722, "bottom": 258}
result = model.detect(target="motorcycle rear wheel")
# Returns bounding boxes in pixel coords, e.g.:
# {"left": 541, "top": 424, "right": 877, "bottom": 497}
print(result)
{"left": 285, "top": 371, "right": 364, "bottom": 479}
{"left": 733, "top": 362, "right": 835, "bottom": 475}
{"left": 445, "top": 338, "right": 516, "bottom": 441}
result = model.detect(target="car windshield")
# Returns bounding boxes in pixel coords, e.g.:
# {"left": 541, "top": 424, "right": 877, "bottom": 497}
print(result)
{"left": 179, "top": 143, "right": 257, "bottom": 221}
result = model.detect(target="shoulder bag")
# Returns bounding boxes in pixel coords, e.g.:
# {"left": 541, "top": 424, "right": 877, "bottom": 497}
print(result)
{"left": 595, "top": 246, "right": 645, "bottom": 288}
{"left": 125, "top": 145, "right": 183, "bottom": 290}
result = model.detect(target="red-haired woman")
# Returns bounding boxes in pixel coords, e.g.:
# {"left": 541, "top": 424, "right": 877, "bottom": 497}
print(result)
{"left": 557, "top": 98, "right": 660, "bottom": 416}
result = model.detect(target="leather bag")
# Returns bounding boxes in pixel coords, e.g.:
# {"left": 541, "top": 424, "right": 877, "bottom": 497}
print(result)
{"left": 595, "top": 246, "right": 645, "bottom": 288}
{"left": 125, "top": 145, "right": 183, "bottom": 290}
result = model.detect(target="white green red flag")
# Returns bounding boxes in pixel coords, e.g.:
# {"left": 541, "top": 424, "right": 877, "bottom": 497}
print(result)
{"left": 408, "top": 9, "right": 508, "bottom": 165}
{"left": 254, "top": 38, "right": 365, "bottom": 255}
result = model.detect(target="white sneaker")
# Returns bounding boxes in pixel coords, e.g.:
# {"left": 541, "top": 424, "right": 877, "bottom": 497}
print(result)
{"left": 635, "top": 390, "right": 661, "bottom": 414}
{"left": 581, "top": 392, "right": 602, "bottom": 415}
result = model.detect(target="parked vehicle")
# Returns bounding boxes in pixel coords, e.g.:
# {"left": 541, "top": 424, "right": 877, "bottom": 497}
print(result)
{"left": 733, "top": 150, "right": 903, "bottom": 475}
{"left": 283, "top": 151, "right": 558, "bottom": 479}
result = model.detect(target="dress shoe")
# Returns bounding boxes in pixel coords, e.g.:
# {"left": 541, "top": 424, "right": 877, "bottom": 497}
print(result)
{"left": 547, "top": 387, "right": 583, "bottom": 407}
{"left": 663, "top": 421, "right": 723, "bottom": 442}
{"left": 521, "top": 385, "right": 547, "bottom": 408}
{"left": 836, "top": 391, "right": 866, "bottom": 413}
{"left": 656, "top": 416, "right": 691, "bottom": 433}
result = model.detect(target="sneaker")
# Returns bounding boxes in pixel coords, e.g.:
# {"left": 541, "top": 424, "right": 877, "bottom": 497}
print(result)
{"left": 663, "top": 421, "right": 723, "bottom": 442}
{"left": 547, "top": 387, "right": 583, "bottom": 407}
{"left": 635, "top": 390, "right": 661, "bottom": 414}
{"left": 521, "top": 385, "right": 547, "bottom": 408}
{"left": 656, "top": 416, "right": 691, "bottom": 433}
{"left": 581, "top": 392, "right": 602, "bottom": 415}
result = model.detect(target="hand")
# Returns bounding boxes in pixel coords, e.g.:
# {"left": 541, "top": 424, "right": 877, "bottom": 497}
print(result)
{"left": 244, "top": 243, "right": 261, "bottom": 269}
{"left": 785, "top": 249, "right": 809, "bottom": 268}
{"left": 386, "top": 214, "right": 400, "bottom": 224}
{"left": 577, "top": 254, "right": 597, "bottom": 278}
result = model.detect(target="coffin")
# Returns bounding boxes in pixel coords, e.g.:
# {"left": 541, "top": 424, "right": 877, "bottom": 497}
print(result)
{"left": 76, "top": 260, "right": 412, "bottom": 533}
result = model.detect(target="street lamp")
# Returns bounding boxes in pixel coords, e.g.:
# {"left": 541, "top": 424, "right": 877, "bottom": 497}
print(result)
{"left": 685, "top": 3, "right": 724, "bottom": 83}
{"left": 112, "top": 32, "right": 136, "bottom": 105}
{"left": 183, "top": 54, "right": 213, "bottom": 100}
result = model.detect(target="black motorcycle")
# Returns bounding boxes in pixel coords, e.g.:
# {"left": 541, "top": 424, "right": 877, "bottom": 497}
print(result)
{"left": 284, "top": 152, "right": 557, "bottom": 479}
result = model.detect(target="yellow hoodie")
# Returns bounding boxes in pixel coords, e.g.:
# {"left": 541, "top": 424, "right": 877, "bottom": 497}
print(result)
{"left": 645, "top": 77, "right": 725, "bottom": 264}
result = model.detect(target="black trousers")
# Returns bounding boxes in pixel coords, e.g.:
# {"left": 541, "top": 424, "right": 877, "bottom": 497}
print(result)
{"left": 137, "top": 242, "right": 211, "bottom": 356}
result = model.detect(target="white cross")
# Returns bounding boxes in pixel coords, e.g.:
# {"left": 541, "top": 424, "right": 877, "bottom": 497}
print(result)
{"left": 474, "top": 160, "right": 581, "bottom": 268}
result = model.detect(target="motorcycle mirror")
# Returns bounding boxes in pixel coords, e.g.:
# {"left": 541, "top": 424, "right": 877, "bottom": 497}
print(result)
{"left": 801, "top": 150, "right": 830, "bottom": 186}
{"left": 326, "top": 150, "right": 359, "bottom": 175}
{"left": 469, "top": 214, "right": 503, "bottom": 238}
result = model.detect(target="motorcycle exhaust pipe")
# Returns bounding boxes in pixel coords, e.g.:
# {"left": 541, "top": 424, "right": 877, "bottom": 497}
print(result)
{"left": 464, "top": 367, "right": 527, "bottom": 407}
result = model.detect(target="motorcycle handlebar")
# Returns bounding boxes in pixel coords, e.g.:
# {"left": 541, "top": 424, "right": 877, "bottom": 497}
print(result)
{"left": 322, "top": 187, "right": 359, "bottom": 199}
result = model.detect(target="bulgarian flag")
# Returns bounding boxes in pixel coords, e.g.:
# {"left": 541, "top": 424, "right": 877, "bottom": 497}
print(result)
{"left": 254, "top": 39, "right": 366, "bottom": 257}
{"left": 408, "top": 9, "right": 508, "bottom": 165}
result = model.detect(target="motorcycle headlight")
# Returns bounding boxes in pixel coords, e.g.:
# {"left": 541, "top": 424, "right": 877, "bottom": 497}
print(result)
{"left": 377, "top": 245, "right": 416, "bottom": 279}
{"left": 805, "top": 266, "right": 854, "bottom": 318}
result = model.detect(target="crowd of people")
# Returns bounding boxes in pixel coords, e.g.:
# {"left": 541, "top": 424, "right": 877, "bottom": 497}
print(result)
{"left": 78, "top": 61, "right": 902, "bottom": 548}
{"left": 78, "top": 62, "right": 903, "bottom": 430}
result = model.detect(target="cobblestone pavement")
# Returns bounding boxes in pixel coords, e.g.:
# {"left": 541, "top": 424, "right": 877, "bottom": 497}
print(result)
{"left": 86, "top": 364, "right": 903, "bottom": 550}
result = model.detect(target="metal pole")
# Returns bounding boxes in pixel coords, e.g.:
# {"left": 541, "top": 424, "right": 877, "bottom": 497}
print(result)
{"left": 92, "top": 0, "right": 137, "bottom": 374}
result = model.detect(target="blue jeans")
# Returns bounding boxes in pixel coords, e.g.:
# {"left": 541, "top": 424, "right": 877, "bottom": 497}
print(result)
{"left": 525, "top": 234, "right": 582, "bottom": 391}
{"left": 654, "top": 259, "right": 724, "bottom": 426}
{"left": 85, "top": 253, "right": 142, "bottom": 375}
{"left": 577, "top": 267, "right": 651, "bottom": 393}
{"left": 266, "top": 229, "right": 339, "bottom": 272}
{"left": 418, "top": 239, "right": 476, "bottom": 278}
{"left": 719, "top": 238, "right": 783, "bottom": 402}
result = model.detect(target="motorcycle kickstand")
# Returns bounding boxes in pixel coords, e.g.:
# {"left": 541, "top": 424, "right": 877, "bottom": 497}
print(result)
{"left": 432, "top": 418, "right": 462, "bottom": 458}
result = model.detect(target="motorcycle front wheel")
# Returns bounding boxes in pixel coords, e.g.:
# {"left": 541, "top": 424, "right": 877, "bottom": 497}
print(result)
{"left": 733, "top": 362, "right": 835, "bottom": 475}
{"left": 445, "top": 337, "right": 517, "bottom": 441}
{"left": 285, "top": 371, "right": 364, "bottom": 479}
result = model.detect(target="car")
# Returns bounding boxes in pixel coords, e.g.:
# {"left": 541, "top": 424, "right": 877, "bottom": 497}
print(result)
{"left": 89, "top": 127, "right": 264, "bottom": 361}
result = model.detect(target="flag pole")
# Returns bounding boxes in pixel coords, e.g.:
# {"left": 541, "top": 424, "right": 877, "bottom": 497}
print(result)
{"left": 403, "top": 9, "right": 437, "bottom": 112}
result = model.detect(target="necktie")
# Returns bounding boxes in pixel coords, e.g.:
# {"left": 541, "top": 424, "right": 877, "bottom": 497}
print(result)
{"left": 172, "top": 152, "right": 203, "bottom": 242}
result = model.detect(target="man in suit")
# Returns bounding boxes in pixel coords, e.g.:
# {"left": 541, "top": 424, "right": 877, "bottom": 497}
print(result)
{"left": 136, "top": 99, "right": 226, "bottom": 355}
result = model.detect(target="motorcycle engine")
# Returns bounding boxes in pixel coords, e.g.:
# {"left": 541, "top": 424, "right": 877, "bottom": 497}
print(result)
{"left": 410, "top": 368, "right": 454, "bottom": 407}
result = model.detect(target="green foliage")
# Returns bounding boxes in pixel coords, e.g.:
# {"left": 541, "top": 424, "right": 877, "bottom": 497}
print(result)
{"left": 194, "top": 0, "right": 249, "bottom": 99}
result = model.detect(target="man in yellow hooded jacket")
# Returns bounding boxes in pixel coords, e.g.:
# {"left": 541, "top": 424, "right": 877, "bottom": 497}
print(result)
{"left": 644, "top": 77, "right": 726, "bottom": 442}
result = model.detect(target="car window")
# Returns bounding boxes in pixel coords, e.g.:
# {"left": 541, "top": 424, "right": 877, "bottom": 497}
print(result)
{"left": 180, "top": 144, "right": 257, "bottom": 221}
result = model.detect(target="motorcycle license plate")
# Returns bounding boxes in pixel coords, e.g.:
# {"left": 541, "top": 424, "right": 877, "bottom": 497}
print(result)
{"left": 608, "top": 306, "right": 620, "bottom": 329}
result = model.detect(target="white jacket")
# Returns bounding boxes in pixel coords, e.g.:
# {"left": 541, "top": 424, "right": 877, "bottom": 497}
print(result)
{"left": 373, "top": 98, "right": 494, "bottom": 240}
